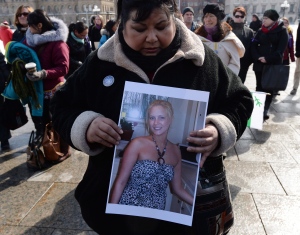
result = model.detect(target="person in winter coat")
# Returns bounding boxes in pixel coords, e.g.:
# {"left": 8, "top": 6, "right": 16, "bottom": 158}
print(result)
{"left": 25, "top": 9, "right": 71, "bottom": 160}
{"left": 12, "top": 5, "right": 34, "bottom": 42}
{"left": 182, "top": 7, "right": 200, "bottom": 32}
{"left": 291, "top": 22, "right": 300, "bottom": 95}
{"left": 251, "top": 9, "right": 288, "bottom": 120}
{"left": 89, "top": 15, "right": 104, "bottom": 50}
{"left": 282, "top": 17, "right": 295, "bottom": 66}
{"left": 66, "top": 22, "right": 91, "bottom": 79}
{"left": 249, "top": 14, "right": 262, "bottom": 33}
{"left": 0, "top": 52, "right": 11, "bottom": 151}
{"left": 50, "top": 0, "right": 253, "bottom": 234}
{"left": 0, "top": 21, "right": 13, "bottom": 48}
{"left": 99, "top": 19, "right": 118, "bottom": 48}
{"left": 230, "top": 6, "right": 254, "bottom": 83}
{"left": 195, "top": 3, "right": 245, "bottom": 75}
{"left": 88, "top": 15, "right": 95, "bottom": 42}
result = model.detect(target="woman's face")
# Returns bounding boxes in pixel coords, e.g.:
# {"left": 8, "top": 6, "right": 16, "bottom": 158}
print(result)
{"left": 203, "top": 13, "right": 218, "bottom": 28}
{"left": 262, "top": 17, "right": 274, "bottom": 27}
{"left": 123, "top": 8, "right": 176, "bottom": 56}
{"left": 95, "top": 16, "right": 102, "bottom": 26}
{"left": 148, "top": 105, "right": 171, "bottom": 136}
{"left": 75, "top": 28, "right": 88, "bottom": 39}
{"left": 28, "top": 24, "right": 41, "bottom": 34}
{"left": 18, "top": 7, "right": 30, "bottom": 27}
{"left": 283, "top": 19, "right": 289, "bottom": 27}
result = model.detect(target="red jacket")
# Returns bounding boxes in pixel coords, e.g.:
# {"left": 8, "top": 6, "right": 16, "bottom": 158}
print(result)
{"left": 0, "top": 24, "right": 13, "bottom": 47}
{"left": 36, "top": 41, "right": 69, "bottom": 91}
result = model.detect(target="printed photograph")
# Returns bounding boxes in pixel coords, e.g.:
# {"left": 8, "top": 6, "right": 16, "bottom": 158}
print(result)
{"left": 106, "top": 82, "right": 209, "bottom": 226}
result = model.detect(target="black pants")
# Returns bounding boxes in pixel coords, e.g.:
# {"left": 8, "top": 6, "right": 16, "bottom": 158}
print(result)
{"left": 254, "top": 71, "right": 273, "bottom": 114}
{"left": 238, "top": 62, "right": 251, "bottom": 84}
{"left": 29, "top": 98, "right": 51, "bottom": 136}
{"left": 0, "top": 96, "right": 11, "bottom": 142}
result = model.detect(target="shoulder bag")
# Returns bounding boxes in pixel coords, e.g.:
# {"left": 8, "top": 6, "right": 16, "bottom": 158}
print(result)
{"left": 26, "top": 130, "right": 47, "bottom": 170}
{"left": 261, "top": 64, "right": 290, "bottom": 91}
{"left": 42, "top": 122, "right": 71, "bottom": 163}
{"left": 2, "top": 98, "right": 28, "bottom": 130}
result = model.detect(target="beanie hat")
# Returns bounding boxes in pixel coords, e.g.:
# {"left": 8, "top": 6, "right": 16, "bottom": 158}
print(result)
{"left": 263, "top": 9, "right": 279, "bottom": 21}
{"left": 182, "top": 7, "right": 194, "bottom": 16}
{"left": 203, "top": 3, "right": 226, "bottom": 21}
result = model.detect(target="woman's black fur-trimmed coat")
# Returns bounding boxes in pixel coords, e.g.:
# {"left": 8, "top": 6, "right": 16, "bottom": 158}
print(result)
{"left": 50, "top": 20, "right": 253, "bottom": 235}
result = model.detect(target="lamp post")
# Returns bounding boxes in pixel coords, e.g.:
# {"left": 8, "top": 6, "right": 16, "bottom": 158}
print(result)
{"left": 92, "top": 5, "right": 101, "bottom": 15}
{"left": 281, "top": 0, "right": 290, "bottom": 17}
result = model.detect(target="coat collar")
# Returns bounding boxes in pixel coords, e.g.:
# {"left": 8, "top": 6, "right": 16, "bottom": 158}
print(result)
{"left": 26, "top": 16, "right": 68, "bottom": 47}
{"left": 97, "top": 19, "right": 205, "bottom": 83}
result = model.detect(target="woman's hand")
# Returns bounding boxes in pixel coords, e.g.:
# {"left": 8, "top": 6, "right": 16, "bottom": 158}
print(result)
{"left": 258, "top": 57, "right": 266, "bottom": 63}
{"left": 86, "top": 116, "right": 123, "bottom": 147}
{"left": 186, "top": 123, "right": 219, "bottom": 168}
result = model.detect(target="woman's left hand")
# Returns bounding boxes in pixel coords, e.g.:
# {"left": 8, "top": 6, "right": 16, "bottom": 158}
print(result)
{"left": 258, "top": 57, "right": 266, "bottom": 63}
{"left": 186, "top": 123, "right": 219, "bottom": 168}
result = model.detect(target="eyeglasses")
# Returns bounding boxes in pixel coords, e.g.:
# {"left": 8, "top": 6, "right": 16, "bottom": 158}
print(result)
{"left": 17, "top": 12, "right": 29, "bottom": 17}
{"left": 234, "top": 15, "right": 244, "bottom": 19}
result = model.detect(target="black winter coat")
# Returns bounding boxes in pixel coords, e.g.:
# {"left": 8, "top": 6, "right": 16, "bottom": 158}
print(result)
{"left": 66, "top": 34, "right": 91, "bottom": 79}
{"left": 12, "top": 27, "right": 27, "bottom": 42}
{"left": 249, "top": 20, "right": 262, "bottom": 32}
{"left": 50, "top": 22, "right": 253, "bottom": 235}
{"left": 295, "top": 22, "right": 300, "bottom": 57}
{"left": 0, "top": 52, "right": 9, "bottom": 93}
{"left": 251, "top": 22, "right": 288, "bottom": 71}
{"left": 231, "top": 22, "right": 254, "bottom": 66}
{"left": 89, "top": 25, "right": 102, "bottom": 50}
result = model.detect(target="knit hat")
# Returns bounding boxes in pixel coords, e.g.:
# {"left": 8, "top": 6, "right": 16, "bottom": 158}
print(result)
{"left": 182, "top": 7, "right": 194, "bottom": 16}
{"left": 263, "top": 9, "right": 279, "bottom": 21}
{"left": 203, "top": 3, "right": 226, "bottom": 21}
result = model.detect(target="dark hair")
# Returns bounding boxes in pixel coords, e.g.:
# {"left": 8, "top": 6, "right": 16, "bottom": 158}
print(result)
{"left": 27, "top": 9, "right": 54, "bottom": 34}
{"left": 69, "top": 22, "right": 88, "bottom": 34}
{"left": 90, "top": 15, "right": 96, "bottom": 25}
{"left": 117, "top": 0, "right": 178, "bottom": 27}
{"left": 233, "top": 6, "right": 246, "bottom": 17}
{"left": 105, "top": 19, "right": 118, "bottom": 37}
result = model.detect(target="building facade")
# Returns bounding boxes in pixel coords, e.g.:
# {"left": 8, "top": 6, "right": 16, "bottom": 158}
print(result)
{"left": 0, "top": 0, "right": 116, "bottom": 27}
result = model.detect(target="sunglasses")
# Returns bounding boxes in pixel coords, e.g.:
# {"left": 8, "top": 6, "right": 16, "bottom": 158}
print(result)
{"left": 17, "top": 12, "right": 29, "bottom": 17}
{"left": 234, "top": 15, "right": 244, "bottom": 19}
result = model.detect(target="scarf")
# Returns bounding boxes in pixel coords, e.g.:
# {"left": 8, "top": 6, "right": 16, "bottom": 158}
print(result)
{"left": 95, "top": 24, "right": 101, "bottom": 30}
{"left": 261, "top": 21, "right": 279, "bottom": 33}
{"left": 71, "top": 32, "right": 84, "bottom": 44}
{"left": 204, "top": 25, "right": 217, "bottom": 41}
{"left": 118, "top": 25, "right": 181, "bottom": 74}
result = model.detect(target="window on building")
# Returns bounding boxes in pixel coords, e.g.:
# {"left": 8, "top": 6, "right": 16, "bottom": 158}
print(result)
{"left": 252, "top": 5, "right": 257, "bottom": 14}
{"left": 289, "top": 4, "right": 294, "bottom": 13}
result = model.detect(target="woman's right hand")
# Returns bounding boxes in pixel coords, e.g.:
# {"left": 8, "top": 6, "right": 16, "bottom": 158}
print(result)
{"left": 86, "top": 116, "right": 123, "bottom": 147}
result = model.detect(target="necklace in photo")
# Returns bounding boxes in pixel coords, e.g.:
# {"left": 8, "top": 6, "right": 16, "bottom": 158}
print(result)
{"left": 152, "top": 135, "right": 168, "bottom": 164}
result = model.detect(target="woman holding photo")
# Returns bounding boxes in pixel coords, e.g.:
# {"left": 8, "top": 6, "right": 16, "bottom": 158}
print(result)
{"left": 109, "top": 100, "right": 193, "bottom": 209}
{"left": 50, "top": 0, "right": 253, "bottom": 234}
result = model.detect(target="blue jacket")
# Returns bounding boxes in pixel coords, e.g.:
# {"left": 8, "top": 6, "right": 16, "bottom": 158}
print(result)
{"left": 2, "top": 41, "right": 44, "bottom": 116}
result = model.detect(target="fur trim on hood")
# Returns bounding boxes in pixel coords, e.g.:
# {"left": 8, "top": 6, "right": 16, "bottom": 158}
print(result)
{"left": 97, "top": 19, "right": 205, "bottom": 83}
{"left": 100, "top": 28, "right": 109, "bottom": 37}
{"left": 26, "top": 16, "right": 68, "bottom": 47}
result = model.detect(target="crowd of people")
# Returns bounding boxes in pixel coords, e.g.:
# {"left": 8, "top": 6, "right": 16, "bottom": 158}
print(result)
{"left": 0, "top": 1, "right": 299, "bottom": 234}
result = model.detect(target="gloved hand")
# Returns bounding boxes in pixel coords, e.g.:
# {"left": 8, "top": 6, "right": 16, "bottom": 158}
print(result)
{"left": 26, "top": 70, "right": 47, "bottom": 81}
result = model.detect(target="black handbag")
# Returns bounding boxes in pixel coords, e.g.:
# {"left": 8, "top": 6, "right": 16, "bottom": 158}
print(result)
{"left": 261, "top": 64, "right": 290, "bottom": 91}
{"left": 2, "top": 98, "right": 28, "bottom": 130}
{"left": 26, "top": 130, "right": 47, "bottom": 170}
